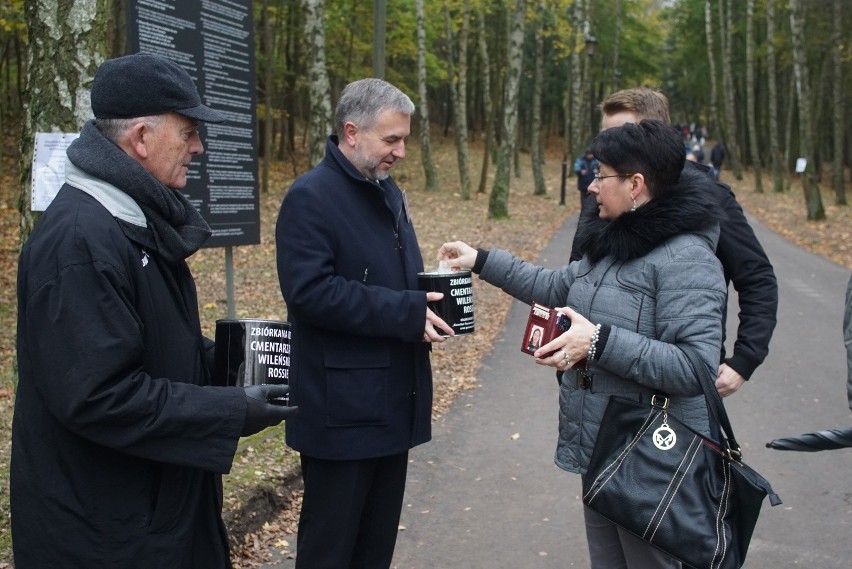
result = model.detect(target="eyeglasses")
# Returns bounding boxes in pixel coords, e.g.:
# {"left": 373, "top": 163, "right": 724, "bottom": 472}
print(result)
{"left": 593, "top": 173, "right": 633, "bottom": 184}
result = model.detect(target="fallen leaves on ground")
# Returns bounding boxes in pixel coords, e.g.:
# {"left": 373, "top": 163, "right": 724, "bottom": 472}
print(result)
{"left": 727, "top": 169, "right": 852, "bottom": 269}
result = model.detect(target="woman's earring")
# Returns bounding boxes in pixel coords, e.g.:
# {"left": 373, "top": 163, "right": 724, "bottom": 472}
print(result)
{"left": 630, "top": 198, "right": 637, "bottom": 212}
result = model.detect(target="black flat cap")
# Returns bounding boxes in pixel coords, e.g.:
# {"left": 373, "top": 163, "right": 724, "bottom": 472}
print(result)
{"left": 91, "top": 53, "right": 226, "bottom": 123}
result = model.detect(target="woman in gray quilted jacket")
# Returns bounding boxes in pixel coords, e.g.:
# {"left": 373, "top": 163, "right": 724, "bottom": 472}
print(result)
{"left": 438, "top": 120, "right": 728, "bottom": 569}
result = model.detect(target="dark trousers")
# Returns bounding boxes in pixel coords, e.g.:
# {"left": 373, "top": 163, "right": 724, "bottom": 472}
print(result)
{"left": 295, "top": 452, "right": 409, "bottom": 569}
{"left": 578, "top": 187, "right": 589, "bottom": 210}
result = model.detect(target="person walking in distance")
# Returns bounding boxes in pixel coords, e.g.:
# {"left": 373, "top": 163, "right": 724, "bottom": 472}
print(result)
{"left": 573, "top": 148, "right": 600, "bottom": 209}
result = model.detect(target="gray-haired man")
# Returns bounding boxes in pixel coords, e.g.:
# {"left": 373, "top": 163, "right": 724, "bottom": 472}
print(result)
{"left": 276, "top": 78, "right": 451, "bottom": 568}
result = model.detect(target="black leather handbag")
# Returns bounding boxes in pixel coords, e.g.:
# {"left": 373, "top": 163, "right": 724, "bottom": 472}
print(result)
{"left": 582, "top": 347, "right": 782, "bottom": 569}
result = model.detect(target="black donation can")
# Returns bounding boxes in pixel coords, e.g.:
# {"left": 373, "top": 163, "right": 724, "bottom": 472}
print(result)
{"left": 417, "top": 270, "right": 475, "bottom": 336}
{"left": 213, "top": 319, "right": 292, "bottom": 402}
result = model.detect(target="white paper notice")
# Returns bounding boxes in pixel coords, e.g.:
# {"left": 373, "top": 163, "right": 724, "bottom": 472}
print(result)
{"left": 32, "top": 132, "right": 79, "bottom": 211}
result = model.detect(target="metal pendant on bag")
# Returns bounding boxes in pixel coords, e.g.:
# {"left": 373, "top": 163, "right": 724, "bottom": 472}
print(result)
{"left": 653, "top": 418, "right": 677, "bottom": 451}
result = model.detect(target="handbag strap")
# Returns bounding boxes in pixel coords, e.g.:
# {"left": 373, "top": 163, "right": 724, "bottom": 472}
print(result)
{"left": 678, "top": 345, "right": 741, "bottom": 457}
{"left": 680, "top": 345, "right": 783, "bottom": 506}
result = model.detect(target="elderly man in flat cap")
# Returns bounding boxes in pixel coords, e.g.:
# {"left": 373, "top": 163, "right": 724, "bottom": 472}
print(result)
{"left": 11, "top": 53, "right": 296, "bottom": 568}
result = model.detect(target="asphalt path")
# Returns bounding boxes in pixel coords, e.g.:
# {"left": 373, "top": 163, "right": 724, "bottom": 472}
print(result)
{"left": 263, "top": 211, "right": 851, "bottom": 569}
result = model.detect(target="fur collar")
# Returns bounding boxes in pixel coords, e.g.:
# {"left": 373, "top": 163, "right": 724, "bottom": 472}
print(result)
{"left": 577, "top": 167, "right": 723, "bottom": 263}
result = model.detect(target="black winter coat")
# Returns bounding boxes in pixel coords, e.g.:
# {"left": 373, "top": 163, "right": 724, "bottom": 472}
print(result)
{"left": 13, "top": 183, "right": 246, "bottom": 568}
{"left": 276, "top": 137, "right": 433, "bottom": 460}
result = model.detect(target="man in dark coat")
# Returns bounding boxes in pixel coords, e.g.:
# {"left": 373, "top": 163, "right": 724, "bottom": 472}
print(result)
{"left": 276, "top": 78, "right": 452, "bottom": 569}
{"left": 569, "top": 87, "right": 778, "bottom": 398}
{"left": 12, "top": 53, "right": 296, "bottom": 569}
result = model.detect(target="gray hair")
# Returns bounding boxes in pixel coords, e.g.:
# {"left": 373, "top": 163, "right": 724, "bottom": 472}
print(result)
{"left": 333, "top": 78, "right": 415, "bottom": 136}
{"left": 95, "top": 115, "right": 164, "bottom": 143}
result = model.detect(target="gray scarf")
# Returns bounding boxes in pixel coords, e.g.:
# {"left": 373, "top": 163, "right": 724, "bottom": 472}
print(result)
{"left": 65, "top": 120, "right": 211, "bottom": 264}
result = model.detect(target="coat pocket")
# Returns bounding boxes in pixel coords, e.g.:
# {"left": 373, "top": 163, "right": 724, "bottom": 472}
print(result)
{"left": 324, "top": 347, "right": 390, "bottom": 427}
{"left": 148, "top": 465, "right": 197, "bottom": 535}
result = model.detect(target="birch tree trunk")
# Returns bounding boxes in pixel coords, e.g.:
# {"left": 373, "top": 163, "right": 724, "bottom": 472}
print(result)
{"left": 766, "top": 0, "right": 785, "bottom": 193}
{"left": 20, "top": 0, "right": 111, "bottom": 246}
{"left": 745, "top": 0, "right": 762, "bottom": 192}
{"left": 831, "top": 0, "right": 846, "bottom": 205}
{"left": 720, "top": 0, "right": 741, "bottom": 179}
{"left": 416, "top": 0, "right": 439, "bottom": 192}
{"left": 444, "top": 0, "right": 471, "bottom": 200}
{"left": 704, "top": 0, "right": 722, "bottom": 157}
{"left": 789, "top": 0, "right": 825, "bottom": 220}
{"left": 304, "top": 0, "right": 332, "bottom": 169}
{"left": 488, "top": 0, "right": 526, "bottom": 219}
{"left": 530, "top": 0, "right": 546, "bottom": 196}
{"left": 477, "top": 11, "right": 493, "bottom": 194}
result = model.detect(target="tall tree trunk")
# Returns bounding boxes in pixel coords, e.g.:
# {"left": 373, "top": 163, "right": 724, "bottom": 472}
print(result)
{"left": 275, "top": 0, "right": 291, "bottom": 163}
{"left": 831, "top": 0, "right": 846, "bottom": 205}
{"left": 285, "top": 1, "right": 301, "bottom": 163}
{"left": 416, "top": 0, "right": 439, "bottom": 192}
{"left": 766, "top": 0, "right": 785, "bottom": 193}
{"left": 477, "top": 11, "right": 493, "bottom": 194}
{"left": 488, "top": 0, "right": 526, "bottom": 219}
{"left": 789, "top": 0, "right": 825, "bottom": 220}
{"left": 814, "top": 50, "right": 831, "bottom": 179}
{"left": 304, "top": 0, "right": 332, "bottom": 169}
{"left": 720, "top": 0, "right": 742, "bottom": 179}
{"left": 612, "top": 0, "right": 622, "bottom": 92}
{"left": 569, "top": 0, "right": 588, "bottom": 160}
{"left": 704, "top": 0, "right": 722, "bottom": 156}
{"left": 561, "top": 17, "right": 577, "bottom": 159}
{"left": 745, "top": 0, "right": 762, "bottom": 192}
{"left": 372, "top": 0, "right": 386, "bottom": 79}
{"left": 261, "top": 0, "right": 273, "bottom": 193}
{"left": 784, "top": 75, "right": 795, "bottom": 182}
{"left": 444, "top": 0, "right": 471, "bottom": 200}
{"left": 530, "top": 0, "right": 546, "bottom": 196}
{"left": 20, "top": 0, "right": 111, "bottom": 246}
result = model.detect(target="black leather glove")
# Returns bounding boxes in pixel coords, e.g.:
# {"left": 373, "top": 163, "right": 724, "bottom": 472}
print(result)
{"left": 241, "top": 384, "right": 299, "bottom": 437}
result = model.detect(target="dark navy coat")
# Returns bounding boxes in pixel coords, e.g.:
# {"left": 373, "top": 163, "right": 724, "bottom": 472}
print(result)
{"left": 276, "top": 137, "right": 433, "bottom": 460}
{"left": 13, "top": 185, "right": 246, "bottom": 568}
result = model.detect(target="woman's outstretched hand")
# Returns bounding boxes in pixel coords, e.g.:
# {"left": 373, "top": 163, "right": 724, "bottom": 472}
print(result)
{"left": 437, "top": 241, "right": 477, "bottom": 272}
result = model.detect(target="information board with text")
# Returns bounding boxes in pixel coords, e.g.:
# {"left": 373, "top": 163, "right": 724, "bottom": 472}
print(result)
{"left": 129, "top": 0, "right": 260, "bottom": 247}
